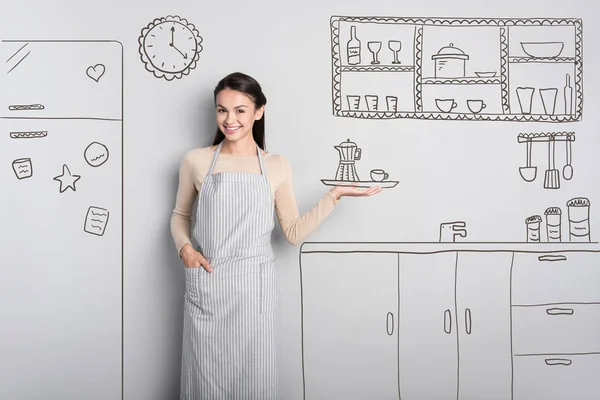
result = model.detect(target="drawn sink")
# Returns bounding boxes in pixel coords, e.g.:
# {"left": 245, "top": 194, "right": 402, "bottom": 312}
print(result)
{"left": 321, "top": 179, "right": 399, "bottom": 189}
{"left": 520, "top": 42, "right": 564, "bottom": 58}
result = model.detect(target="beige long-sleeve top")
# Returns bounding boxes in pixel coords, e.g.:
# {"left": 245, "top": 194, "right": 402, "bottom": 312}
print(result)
{"left": 170, "top": 146, "right": 339, "bottom": 254}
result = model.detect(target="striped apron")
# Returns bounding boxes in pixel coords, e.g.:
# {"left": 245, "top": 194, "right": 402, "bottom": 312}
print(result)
{"left": 180, "top": 141, "right": 279, "bottom": 399}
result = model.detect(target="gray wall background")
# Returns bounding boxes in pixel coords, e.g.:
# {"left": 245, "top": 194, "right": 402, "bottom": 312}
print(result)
{"left": 1, "top": 0, "right": 599, "bottom": 399}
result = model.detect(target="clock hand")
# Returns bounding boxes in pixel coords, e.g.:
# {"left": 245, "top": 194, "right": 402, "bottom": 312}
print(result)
{"left": 170, "top": 26, "right": 175, "bottom": 46}
{"left": 171, "top": 43, "right": 188, "bottom": 59}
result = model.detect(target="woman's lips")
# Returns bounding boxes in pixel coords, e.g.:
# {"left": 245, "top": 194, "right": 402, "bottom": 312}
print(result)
{"left": 224, "top": 125, "right": 241, "bottom": 134}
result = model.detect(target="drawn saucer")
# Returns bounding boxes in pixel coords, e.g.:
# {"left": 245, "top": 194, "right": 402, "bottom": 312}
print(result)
{"left": 321, "top": 179, "right": 399, "bottom": 189}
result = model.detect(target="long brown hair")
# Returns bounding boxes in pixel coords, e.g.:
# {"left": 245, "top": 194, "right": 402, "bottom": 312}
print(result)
{"left": 211, "top": 72, "right": 267, "bottom": 150}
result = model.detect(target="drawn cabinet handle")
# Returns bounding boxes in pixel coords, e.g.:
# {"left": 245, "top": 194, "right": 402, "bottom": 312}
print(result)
{"left": 545, "top": 358, "right": 572, "bottom": 366}
{"left": 465, "top": 308, "right": 472, "bottom": 334}
{"left": 546, "top": 307, "right": 574, "bottom": 315}
{"left": 538, "top": 255, "right": 567, "bottom": 262}
{"left": 444, "top": 309, "right": 452, "bottom": 334}
{"left": 386, "top": 312, "right": 394, "bottom": 336}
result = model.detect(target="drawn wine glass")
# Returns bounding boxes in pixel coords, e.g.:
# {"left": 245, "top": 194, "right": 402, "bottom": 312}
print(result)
{"left": 367, "top": 41, "right": 382, "bottom": 65}
{"left": 388, "top": 40, "right": 401, "bottom": 64}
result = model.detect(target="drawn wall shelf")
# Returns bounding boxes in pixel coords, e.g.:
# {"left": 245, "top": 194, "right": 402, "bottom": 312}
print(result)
{"left": 330, "top": 17, "right": 583, "bottom": 122}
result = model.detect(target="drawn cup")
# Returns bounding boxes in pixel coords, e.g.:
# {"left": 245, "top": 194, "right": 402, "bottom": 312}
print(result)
{"left": 539, "top": 88, "right": 558, "bottom": 115}
{"left": 370, "top": 169, "right": 389, "bottom": 182}
{"left": 435, "top": 99, "right": 457, "bottom": 113}
{"left": 365, "top": 95, "right": 379, "bottom": 111}
{"left": 516, "top": 87, "right": 535, "bottom": 114}
{"left": 386, "top": 96, "right": 398, "bottom": 112}
{"left": 347, "top": 95, "right": 361, "bottom": 111}
{"left": 467, "top": 99, "right": 486, "bottom": 114}
{"left": 12, "top": 158, "right": 33, "bottom": 179}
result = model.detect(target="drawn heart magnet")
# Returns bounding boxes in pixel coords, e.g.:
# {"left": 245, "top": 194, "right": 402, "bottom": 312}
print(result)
{"left": 86, "top": 64, "right": 106, "bottom": 82}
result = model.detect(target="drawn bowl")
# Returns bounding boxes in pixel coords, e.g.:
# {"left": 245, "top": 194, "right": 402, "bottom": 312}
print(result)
{"left": 520, "top": 42, "right": 564, "bottom": 58}
{"left": 475, "top": 71, "right": 496, "bottom": 78}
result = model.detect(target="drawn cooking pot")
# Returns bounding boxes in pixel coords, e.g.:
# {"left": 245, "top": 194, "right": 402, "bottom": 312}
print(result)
{"left": 431, "top": 43, "right": 469, "bottom": 78}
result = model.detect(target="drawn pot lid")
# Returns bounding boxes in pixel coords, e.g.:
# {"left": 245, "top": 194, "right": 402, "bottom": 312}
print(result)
{"left": 337, "top": 138, "right": 358, "bottom": 148}
{"left": 431, "top": 43, "right": 469, "bottom": 60}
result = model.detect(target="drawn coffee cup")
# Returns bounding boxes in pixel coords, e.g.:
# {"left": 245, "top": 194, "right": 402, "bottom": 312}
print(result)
{"left": 435, "top": 99, "right": 457, "bottom": 113}
{"left": 370, "top": 169, "right": 389, "bottom": 181}
{"left": 467, "top": 99, "right": 487, "bottom": 114}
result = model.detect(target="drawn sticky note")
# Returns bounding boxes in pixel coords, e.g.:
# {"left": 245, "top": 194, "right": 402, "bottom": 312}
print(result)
{"left": 84, "top": 206, "right": 109, "bottom": 236}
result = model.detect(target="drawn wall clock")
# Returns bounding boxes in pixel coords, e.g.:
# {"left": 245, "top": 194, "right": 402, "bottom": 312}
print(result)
{"left": 138, "top": 15, "right": 203, "bottom": 81}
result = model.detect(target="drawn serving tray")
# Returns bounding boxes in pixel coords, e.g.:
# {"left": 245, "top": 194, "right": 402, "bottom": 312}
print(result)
{"left": 321, "top": 179, "right": 399, "bottom": 189}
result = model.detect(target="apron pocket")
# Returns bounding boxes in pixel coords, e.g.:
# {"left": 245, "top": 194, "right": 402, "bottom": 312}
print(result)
{"left": 260, "top": 262, "right": 276, "bottom": 314}
{"left": 184, "top": 267, "right": 209, "bottom": 318}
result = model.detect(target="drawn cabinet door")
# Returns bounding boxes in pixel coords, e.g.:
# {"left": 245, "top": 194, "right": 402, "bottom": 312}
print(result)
{"left": 300, "top": 252, "right": 399, "bottom": 400}
{"left": 398, "top": 252, "right": 458, "bottom": 400}
{"left": 455, "top": 251, "right": 513, "bottom": 400}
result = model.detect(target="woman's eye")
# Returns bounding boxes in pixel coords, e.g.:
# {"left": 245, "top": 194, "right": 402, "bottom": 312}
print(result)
{"left": 236, "top": 110, "right": 244, "bottom": 113}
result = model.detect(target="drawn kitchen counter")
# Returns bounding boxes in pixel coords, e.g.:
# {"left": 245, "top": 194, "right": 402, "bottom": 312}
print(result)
{"left": 299, "top": 242, "right": 600, "bottom": 400}
{"left": 0, "top": 40, "right": 123, "bottom": 400}
{"left": 331, "top": 17, "right": 583, "bottom": 122}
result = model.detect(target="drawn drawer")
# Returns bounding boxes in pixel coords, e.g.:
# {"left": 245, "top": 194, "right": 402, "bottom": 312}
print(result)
{"left": 513, "top": 353, "right": 600, "bottom": 400}
{"left": 512, "top": 303, "right": 600, "bottom": 355}
{"left": 511, "top": 251, "right": 600, "bottom": 304}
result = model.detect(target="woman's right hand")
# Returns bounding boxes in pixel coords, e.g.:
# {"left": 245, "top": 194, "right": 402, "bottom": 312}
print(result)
{"left": 180, "top": 244, "right": 213, "bottom": 272}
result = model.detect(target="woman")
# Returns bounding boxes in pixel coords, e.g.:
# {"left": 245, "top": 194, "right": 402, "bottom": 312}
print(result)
{"left": 170, "top": 72, "right": 381, "bottom": 399}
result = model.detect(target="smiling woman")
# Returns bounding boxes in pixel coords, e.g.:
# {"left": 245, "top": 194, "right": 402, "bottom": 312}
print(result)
{"left": 170, "top": 71, "right": 381, "bottom": 399}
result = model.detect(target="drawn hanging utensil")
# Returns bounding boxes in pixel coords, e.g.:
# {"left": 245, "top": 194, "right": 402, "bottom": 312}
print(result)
{"left": 543, "top": 137, "right": 560, "bottom": 189}
{"left": 519, "top": 138, "right": 537, "bottom": 182}
{"left": 563, "top": 135, "right": 573, "bottom": 180}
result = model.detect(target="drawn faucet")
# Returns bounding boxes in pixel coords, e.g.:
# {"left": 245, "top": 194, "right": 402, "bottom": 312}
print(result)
{"left": 439, "top": 221, "right": 467, "bottom": 242}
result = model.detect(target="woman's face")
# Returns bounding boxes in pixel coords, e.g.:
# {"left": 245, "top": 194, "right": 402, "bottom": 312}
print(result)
{"left": 215, "top": 88, "right": 264, "bottom": 144}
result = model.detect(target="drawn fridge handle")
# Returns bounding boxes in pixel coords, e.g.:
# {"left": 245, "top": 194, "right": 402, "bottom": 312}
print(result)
{"left": 464, "top": 308, "right": 472, "bottom": 335}
{"left": 546, "top": 307, "right": 574, "bottom": 316}
{"left": 443, "top": 309, "right": 452, "bottom": 334}
{"left": 537, "top": 254, "right": 567, "bottom": 262}
{"left": 386, "top": 312, "right": 394, "bottom": 336}
{"left": 545, "top": 358, "right": 572, "bottom": 367}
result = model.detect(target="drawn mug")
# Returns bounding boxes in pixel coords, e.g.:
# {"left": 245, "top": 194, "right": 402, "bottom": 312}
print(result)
{"left": 370, "top": 169, "right": 389, "bottom": 181}
{"left": 467, "top": 99, "right": 486, "bottom": 114}
{"left": 435, "top": 99, "right": 457, "bottom": 113}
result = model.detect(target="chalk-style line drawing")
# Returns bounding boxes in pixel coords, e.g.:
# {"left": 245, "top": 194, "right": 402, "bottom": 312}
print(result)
{"left": 86, "top": 63, "right": 105, "bottom": 82}
{"left": 84, "top": 206, "right": 109, "bottom": 236}
{"left": 12, "top": 158, "right": 33, "bottom": 179}
{"left": 567, "top": 197, "right": 591, "bottom": 242}
{"left": 524, "top": 196, "right": 591, "bottom": 242}
{"left": 545, "top": 207, "right": 562, "bottom": 242}
{"left": 517, "top": 132, "right": 575, "bottom": 188}
{"left": 299, "top": 243, "right": 600, "bottom": 400}
{"left": 330, "top": 17, "right": 583, "bottom": 122}
{"left": 8, "top": 104, "right": 44, "bottom": 111}
{"left": 9, "top": 130, "right": 47, "bottom": 139}
{"left": 138, "top": 15, "right": 203, "bottom": 81}
{"left": 5, "top": 42, "right": 30, "bottom": 74}
{"left": 52, "top": 164, "right": 81, "bottom": 193}
{"left": 439, "top": 221, "right": 467, "bottom": 242}
{"left": 321, "top": 138, "right": 398, "bottom": 189}
{"left": 84, "top": 141, "right": 109, "bottom": 167}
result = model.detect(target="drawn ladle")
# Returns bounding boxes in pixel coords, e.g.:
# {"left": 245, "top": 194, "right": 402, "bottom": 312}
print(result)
{"left": 519, "top": 138, "right": 537, "bottom": 182}
{"left": 563, "top": 136, "right": 573, "bottom": 180}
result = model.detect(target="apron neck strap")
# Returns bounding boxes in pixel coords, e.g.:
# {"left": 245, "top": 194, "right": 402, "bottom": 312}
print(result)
{"left": 206, "top": 141, "right": 266, "bottom": 175}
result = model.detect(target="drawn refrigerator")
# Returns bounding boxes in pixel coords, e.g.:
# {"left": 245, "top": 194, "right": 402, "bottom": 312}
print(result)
{"left": 0, "top": 40, "right": 123, "bottom": 399}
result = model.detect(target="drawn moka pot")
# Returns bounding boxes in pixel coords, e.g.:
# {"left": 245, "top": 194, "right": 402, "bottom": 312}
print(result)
{"left": 334, "top": 138, "right": 361, "bottom": 181}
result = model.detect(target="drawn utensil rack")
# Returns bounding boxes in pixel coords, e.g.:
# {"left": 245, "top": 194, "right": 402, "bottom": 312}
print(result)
{"left": 331, "top": 17, "right": 583, "bottom": 122}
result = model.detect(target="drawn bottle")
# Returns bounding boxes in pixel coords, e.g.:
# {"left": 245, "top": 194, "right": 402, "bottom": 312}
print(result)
{"left": 525, "top": 215, "right": 542, "bottom": 242}
{"left": 347, "top": 25, "right": 361, "bottom": 65}
{"left": 564, "top": 73, "right": 573, "bottom": 115}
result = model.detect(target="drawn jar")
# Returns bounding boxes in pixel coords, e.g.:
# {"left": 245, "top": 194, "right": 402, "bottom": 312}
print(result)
{"left": 525, "top": 215, "right": 542, "bottom": 242}
{"left": 431, "top": 43, "right": 469, "bottom": 78}
{"left": 544, "top": 207, "right": 562, "bottom": 242}
{"left": 567, "top": 197, "right": 591, "bottom": 242}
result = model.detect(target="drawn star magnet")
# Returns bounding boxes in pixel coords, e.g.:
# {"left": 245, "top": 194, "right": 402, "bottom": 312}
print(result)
{"left": 53, "top": 164, "right": 81, "bottom": 193}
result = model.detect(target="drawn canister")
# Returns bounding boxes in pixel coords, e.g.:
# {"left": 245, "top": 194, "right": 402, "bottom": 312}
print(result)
{"left": 525, "top": 215, "right": 542, "bottom": 242}
{"left": 544, "top": 207, "right": 562, "bottom": 242}
{"left": 431, "top": 43, "right": 469, "bottom": 78}
{"left": 567, "top": 197, "right": 591, "bottom": 242}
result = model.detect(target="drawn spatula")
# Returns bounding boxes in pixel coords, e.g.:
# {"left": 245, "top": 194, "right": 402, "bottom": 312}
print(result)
{"left": 544, "top": 138, "right": 560, "bottom": 189}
